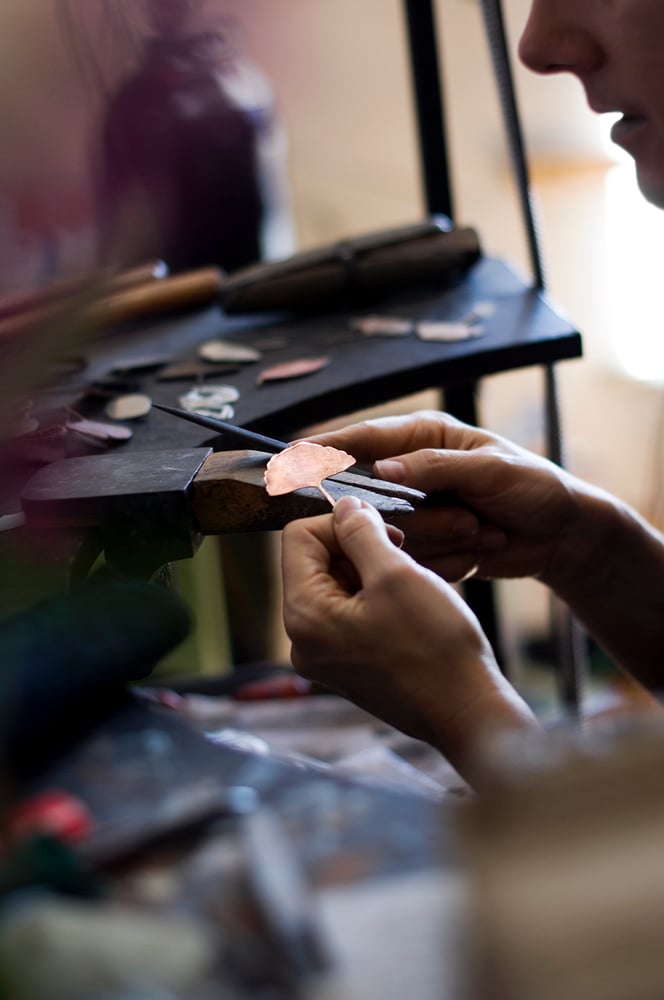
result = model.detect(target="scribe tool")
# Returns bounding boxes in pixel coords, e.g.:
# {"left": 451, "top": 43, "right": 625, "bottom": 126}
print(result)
{"left": 151, "top": 402, "right": 289, "bottom": 454}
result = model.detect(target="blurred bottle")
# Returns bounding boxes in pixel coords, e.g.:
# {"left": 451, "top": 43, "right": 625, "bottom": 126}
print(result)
{"left": 95, "top": 0, "right": 295, "bottom": 274}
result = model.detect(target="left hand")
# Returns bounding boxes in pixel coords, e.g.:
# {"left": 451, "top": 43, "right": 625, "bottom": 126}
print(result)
{"left": 302, "top": 410, "right": 583, "bottom": 585}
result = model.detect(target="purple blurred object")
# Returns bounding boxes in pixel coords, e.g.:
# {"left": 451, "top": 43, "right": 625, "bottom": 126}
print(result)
{"left": 95, "top": 10, "right": 263, "bottom": 274}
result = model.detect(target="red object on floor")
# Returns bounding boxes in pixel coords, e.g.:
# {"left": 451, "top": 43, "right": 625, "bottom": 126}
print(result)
{"left": 9, "top": 789, "right": 94, "bottom": 845}
{"left": 234, "top": 674, "right": 312, "bottom": 701}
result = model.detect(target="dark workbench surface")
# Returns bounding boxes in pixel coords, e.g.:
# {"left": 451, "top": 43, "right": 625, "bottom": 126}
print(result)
{"left": 68, "top": 256, "right": 582, "bottom": 450}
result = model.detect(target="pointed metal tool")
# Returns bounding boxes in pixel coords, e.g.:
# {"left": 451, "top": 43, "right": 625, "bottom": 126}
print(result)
{"left": 151, "top": 402, "right": 288, "bottom": 454}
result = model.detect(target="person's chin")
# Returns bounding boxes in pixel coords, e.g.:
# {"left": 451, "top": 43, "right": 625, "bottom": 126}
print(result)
{"left": 635, "top": 165, "right": 664, "bottom": 210}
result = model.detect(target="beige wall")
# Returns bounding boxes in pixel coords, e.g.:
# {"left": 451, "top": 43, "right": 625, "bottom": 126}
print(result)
{"left": 0, "top": 0, "right": 608, "bottom": 283}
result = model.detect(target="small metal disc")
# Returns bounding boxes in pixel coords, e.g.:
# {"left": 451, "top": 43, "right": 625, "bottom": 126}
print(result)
{"left": 179, "top": 385, "right": 240, "bottom": 414}
{"left": 198, "top": 339, "right": 261, "bottom": 363}
{"left": 105, "top": 393, "right": 152, "bottom": 420}
{"left": 180, "top": 400, "right": 235, "bottom": 420}
{"left": 351, "top": 315, "right": 413, "bottom": 337}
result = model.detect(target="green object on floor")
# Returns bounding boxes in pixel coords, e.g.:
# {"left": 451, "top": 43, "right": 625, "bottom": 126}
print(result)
{"left": 0, "top": 835, "right": 104, "bottom": 900}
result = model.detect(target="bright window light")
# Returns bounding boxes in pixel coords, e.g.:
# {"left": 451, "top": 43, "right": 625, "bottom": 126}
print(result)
{"left": 601, "top": 117, "right": 664, "bottom": 383}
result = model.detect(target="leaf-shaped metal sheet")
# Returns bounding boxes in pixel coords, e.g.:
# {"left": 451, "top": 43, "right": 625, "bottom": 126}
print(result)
{"left": 105, "top": 393, "right": 152, "bottom": 420}
{"left": 351, "top": 314, "right": 413, "bottom": 337}
{"left": 265, "top": 441, "right": 355, "bottom": 507}
{"left": 66, "top": 418, "right": 133, "bottom": 442}
{"left": 198, "top": 339, "right": 261, "bottom": 363}
{"left": 415, "top": 320, "right": 485, "bottom": 342}
{"left": 257, "top": 357, "right": 329, "bottom": 385}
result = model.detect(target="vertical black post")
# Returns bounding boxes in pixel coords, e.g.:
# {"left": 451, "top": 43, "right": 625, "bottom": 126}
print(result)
{"left": 444, "top": 382, "right": 506, "bottom": 671}
{"left": 479, "top": 0, "right": 545, "bottom": 290}
{"left": 402, "top": 0, "right": 454, "bottom": 220}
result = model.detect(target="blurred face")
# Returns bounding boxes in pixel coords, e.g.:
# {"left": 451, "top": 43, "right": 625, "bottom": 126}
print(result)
{"left": 519, "top": 1, "right": 664, "bottom": 208}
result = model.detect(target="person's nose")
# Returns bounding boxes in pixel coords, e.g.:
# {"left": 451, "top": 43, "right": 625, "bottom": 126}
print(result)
{"left": 518, "top": 1, "right": 603, "bottom": 77}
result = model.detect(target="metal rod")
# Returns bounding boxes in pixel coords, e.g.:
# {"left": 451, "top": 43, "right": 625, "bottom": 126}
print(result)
{"left": 402, "top": 0, "right": 454, "bottom": 220}
{"left": 152, "top": 403, "right": 288, "bottom": 453}
{"left": 479, "top": 0, "right": 545, "bottom": 290}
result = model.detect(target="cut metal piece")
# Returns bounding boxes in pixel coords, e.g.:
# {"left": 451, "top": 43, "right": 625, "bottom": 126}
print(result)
{"left": 198, "top": 339, "right": 261, "bottom": 363}
{"left": 257, "top": 357, "right": 329, "bottom": 384}
{"left": 65, "top": 419, "right": 133, "bottom": 442}
{"left": 105, "top": 393, "right": 152, "bottom": 420}
{"left": 416, "top": 320, "right": 485, "bottom": 342}
{"left": 351, "top": 315, "right": 414, "bottom": 337}
{"left": 265, "top": 441, "right": 355, "bottom": 508}
{"left": 179, "top": 384, "right": 240, "bottom": 411}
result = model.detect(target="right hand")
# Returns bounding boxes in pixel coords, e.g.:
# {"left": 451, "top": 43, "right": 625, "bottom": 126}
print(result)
{"left": 303, "top": 410, "right": 591, "bottom": 585}
{"left": 281, "top": 495, "right": 538, "bottom": 781}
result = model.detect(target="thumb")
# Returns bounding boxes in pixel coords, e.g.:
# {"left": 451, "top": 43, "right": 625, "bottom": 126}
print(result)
{"left": 333, "top": 496, "right": 405, "bottom": 584}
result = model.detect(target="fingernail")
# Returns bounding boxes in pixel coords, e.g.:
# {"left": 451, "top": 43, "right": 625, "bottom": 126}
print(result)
{"left": 374, "top": 459, "right": 405, "bottom": 483}
{"left": 451, "top": 514, "right": 479, "bottom": 537}
{"left": 334, "top": 495, "right": 363, "bottom": 521}
{"left": 385, "top": 523, "right": 405, "bottom": 548}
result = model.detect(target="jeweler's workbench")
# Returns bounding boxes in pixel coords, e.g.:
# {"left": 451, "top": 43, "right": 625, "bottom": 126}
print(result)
{"left": 13, "top": 254, "right": 581, "bottom": 660}
{"left": 36, "top": 256, "right": 580, "bottom": 453}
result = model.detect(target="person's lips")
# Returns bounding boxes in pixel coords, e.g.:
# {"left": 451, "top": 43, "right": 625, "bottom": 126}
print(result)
{"left": 610, "top": 113, "right": 649, "bottom": 151}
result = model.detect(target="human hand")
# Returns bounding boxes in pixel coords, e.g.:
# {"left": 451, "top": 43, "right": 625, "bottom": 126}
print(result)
{"left": 303, "top": 410, "right": 585, "bottom": 585}
{"left": 281, "top": 495, "right": 536, "bottom": 782}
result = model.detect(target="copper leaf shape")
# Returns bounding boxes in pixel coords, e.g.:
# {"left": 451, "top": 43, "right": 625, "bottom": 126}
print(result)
{"left": 265, "top": 441, "right": 355, "bottom": 507}
{"left": 257, "top": 357, "right": 329, "bottom": 384}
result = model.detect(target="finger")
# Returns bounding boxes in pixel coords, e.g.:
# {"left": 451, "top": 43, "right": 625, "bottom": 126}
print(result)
{"left": 281, "top": 514, "right": 339, "bottom": 597}
{"left": 391, "top": 505, "right": 480, "bottom": 541}
{"left": 417, "top": 553, "right": 481, "bottom": 583}
{"left": 385, "top": 522, "right": 405, "bottom": 548}
{"left": 375, "top": 448, "right": 500, "bottom": 502}
{"left": 302, "top": 412, "right": 451, "bottom": 464}
{"left": 281, "top": 513, "right": 370, "bottom": 599}
{"left": 333, "top": 495, "right": 408, "bottom": 585}
{"left": 403, "top": 523, "right": 507, "bottom": 560}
